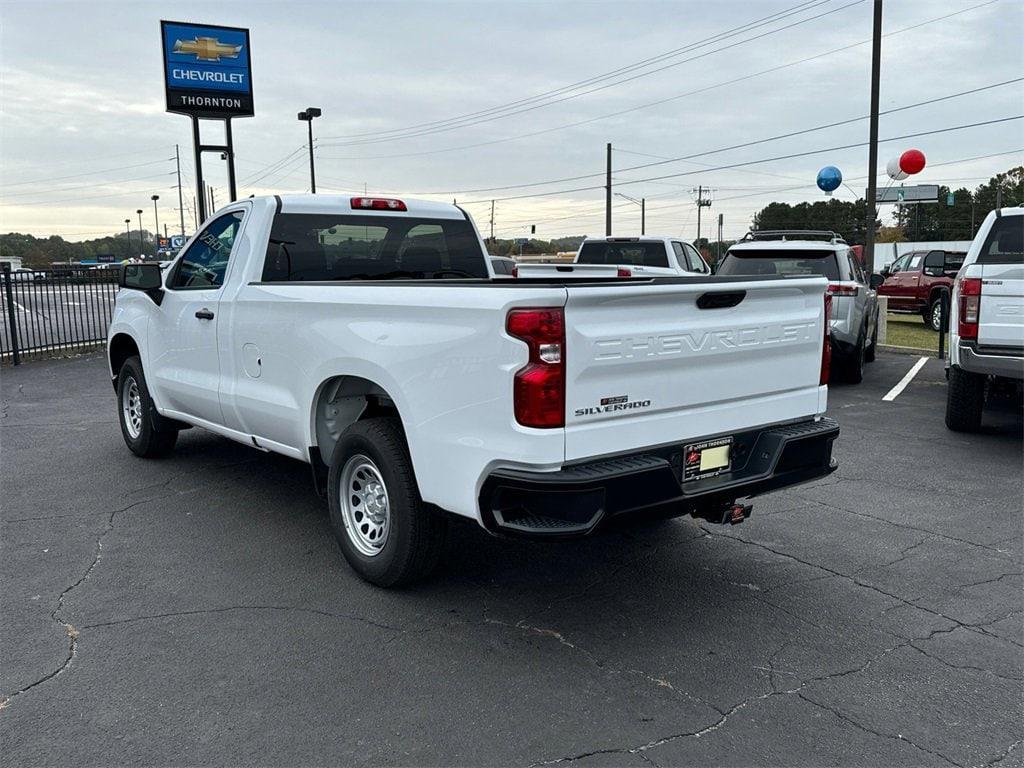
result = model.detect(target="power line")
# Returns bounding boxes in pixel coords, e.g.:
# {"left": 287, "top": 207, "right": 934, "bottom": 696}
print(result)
{"left": 407, "top": 80, "right": 1022, "bottom": 197}
{"left": 319, "top": 0, "right": 865, "bottom": 148}
{"left": 457, "top": 115, "right": 1023, "bottom": 205}
{"left": 0, "top": 157, "right": 175, "bottom": 189}
{"left": 317, "top": 1, "right": 998, "bottom": 161}
{"left": 320, "top": 0, "right": 832, "bottom": 142}
{"left": 0, "top": 172, "right": 178, "bottom": 202}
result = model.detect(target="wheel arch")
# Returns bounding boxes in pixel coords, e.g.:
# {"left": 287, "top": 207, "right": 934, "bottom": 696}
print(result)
{"left": 309, "top": 375, "right": 405, "bottom": 466}
{"left": 108, "top": 333, "right": 141, "bottom": 391}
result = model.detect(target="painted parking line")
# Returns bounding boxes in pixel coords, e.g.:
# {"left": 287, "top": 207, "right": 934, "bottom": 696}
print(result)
{"left": 882, "top": 356, "right": 930, "bottom": 401}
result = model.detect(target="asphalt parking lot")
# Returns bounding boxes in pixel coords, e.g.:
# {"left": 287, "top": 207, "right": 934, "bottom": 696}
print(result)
{"left": 1, "top": 351, "right": 1021, "bottom": 767}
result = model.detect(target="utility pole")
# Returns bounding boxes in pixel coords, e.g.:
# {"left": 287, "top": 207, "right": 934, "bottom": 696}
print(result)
{"left": 692, "top": 185, "right": 713, "bottom": 245}
{"left": 490, "top": 200, "right": 495, "bottom": 244}
{"left": 298, "top": 107, "right": 322, "bottom": 193}
{"left": 125, "top": 218, "right": 132, "bottom": 253}
{"left": 863, "top": 0, "right": 883, "bottom": 274}
{"left": 208, "top": 185, "right": 216, "bottom": 212}
{"left": 641, "top": 198, "right": 645, "bottom": 236}
{"left": 175, "top": 144, "right": 186, "bottom": 236}
{"left": 605, "top": 143, "right": 612, "bottom": 236}
{"left": 192, "top": 196, "right": 198, "bottom": 230}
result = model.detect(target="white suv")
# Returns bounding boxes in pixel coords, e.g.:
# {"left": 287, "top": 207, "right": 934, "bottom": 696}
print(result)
{"left": 946, "top": 207, "right": 1024, "bottom": 431}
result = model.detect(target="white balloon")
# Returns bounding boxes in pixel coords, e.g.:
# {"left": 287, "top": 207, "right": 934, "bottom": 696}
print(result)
{"left": 887, "top": 156, "right": 909, "bottom": 181}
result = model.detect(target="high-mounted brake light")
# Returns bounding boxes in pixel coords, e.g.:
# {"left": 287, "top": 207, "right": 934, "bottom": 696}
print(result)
{"left": 506, "top": 308, "right": 565, "bottom": 428}
{"left": 820, "top": 293, "right": 832, "bottom": 385}
{"left": 827, "top": 282, "right": 859, "bottom": 297}
{"left": 958, "top": 277, "right": 982, "bottom": 340}
{"left": 617, "top": 268, "right": 632, "bottom": 278}
{"left": 350, "top": 197, "right": 407, "bottom": 212}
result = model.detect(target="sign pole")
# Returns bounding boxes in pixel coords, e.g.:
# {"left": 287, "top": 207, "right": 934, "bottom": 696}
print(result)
{"left": 225, "top": 118, "right": 238, "bottom": 202}
{"left": 192, "top": 116, "right": 207, "bottom": 224}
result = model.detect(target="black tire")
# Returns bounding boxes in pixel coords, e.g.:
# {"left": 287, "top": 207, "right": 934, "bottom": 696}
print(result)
{"left": 117, "top": 356, "right": 178, "bottom": 458}
{"left": 327, "top": 417, "right": 447, "bottom": 587}
{"left": 839, "top": 330, "right": 866, "bottom": 384}
{"left": 865, "top": 312, "right": 878, "bottom": 363}
{"left": 925, "top": 297, "right": 943, "bottom": 332}
{"left": 945, "top": 366, "right": 985, "bottom": 432}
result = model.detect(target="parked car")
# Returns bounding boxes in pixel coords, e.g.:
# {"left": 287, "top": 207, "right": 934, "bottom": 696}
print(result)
{"left": 516, "top": 236, "right": 711, "bottom": 278}
{"left": 945, "top": 207, "right": 1024, "bottom": 431}
{"left": 108, "top": 195, "right": 838, "bottom": 586}
{"left": 716, "top": 230, "right": 882, "bottom": 384}
{"left": 878, "top": 249, "right": 965, "bottom": 330}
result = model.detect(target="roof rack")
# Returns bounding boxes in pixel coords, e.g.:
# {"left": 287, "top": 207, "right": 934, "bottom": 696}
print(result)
{"left": 740, "top": 230, "right": 847, "bottom": 244}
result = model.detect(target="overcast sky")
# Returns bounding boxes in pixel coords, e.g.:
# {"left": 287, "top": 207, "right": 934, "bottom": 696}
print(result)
{"left": 1, "top": 0, "right": 1021, "bottom": 243}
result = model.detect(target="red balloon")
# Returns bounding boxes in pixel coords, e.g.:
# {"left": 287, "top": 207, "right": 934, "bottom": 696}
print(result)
{"left": 899, "top": 149, "right": 926, "bottom": 175}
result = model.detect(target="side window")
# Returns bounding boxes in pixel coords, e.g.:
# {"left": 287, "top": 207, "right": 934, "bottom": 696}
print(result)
{"left": 847, "top": 253, "right": 865, "bottom": 284}
{"left": 671, "top": 242, "right": 689, "bottom": 270}
{"left": 908, "top": 253, "right": 924, "bottom": 271}
{"left": 890, "top": 254, "right": 910, "bottom": 274}
{"left": 684, "top": 243, "right": 708, "bottom": 273}
{"left": 171, "top": 212, "right": 244, "bottom": 289}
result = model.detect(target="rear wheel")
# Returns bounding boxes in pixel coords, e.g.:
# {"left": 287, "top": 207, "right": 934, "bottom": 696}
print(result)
{"left": 327, "top": 417, "right": 447, "bottom": 587}
{"left": 865, "top": 312, "right": 878, "bottom": 363}
{"left": 117, "top": 356, "right": 178, "bottom": 458}
{"left": 945, "top": 366, "right": 985, "bottom": 432}
{"left": 839, "top": 330, "right": 866, "bottom": 384}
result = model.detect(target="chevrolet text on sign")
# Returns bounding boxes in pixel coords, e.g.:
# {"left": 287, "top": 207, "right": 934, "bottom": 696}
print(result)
{"left": 161, "top": 20, "right": 254, "bottom": 118}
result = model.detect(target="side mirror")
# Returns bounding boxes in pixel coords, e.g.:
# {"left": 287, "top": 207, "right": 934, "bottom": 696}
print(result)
{"left": 120, "top": 263, "right": 164, "bottom": 305}
{"left": 923, "top": 266, "right": 943, "bottom": 277}
{"left": 870, "top": 273, "right": 885, "bottom": 289}
{"left": 880, "top": 266, "right": 890, "bottom": 276}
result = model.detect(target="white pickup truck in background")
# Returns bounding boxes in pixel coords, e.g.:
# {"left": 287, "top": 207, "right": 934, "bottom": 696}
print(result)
{"left": 108, "top": 194, "right": 838, "bottom": 586}
{"left": 515, "top": 235, "right": 711, "bottom": 278}
{"left": 946, "top": 207, "right": 1024, "bottom": 431}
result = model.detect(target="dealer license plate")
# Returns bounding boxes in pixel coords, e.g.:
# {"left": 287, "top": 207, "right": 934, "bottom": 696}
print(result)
{"left": 683, "top": 437, "right": 733, "bottom": 482}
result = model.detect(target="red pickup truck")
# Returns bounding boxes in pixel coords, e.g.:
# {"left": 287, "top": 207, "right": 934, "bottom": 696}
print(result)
{"left": 878, "top": 249, "right": 965, "bottom": 330}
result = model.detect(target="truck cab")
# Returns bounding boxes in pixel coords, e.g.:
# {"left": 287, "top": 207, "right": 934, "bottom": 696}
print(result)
{"left": 878, "top": 249, "right": 965, "bottom": 330}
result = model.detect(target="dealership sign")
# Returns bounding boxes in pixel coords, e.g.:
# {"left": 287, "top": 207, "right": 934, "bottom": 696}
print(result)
{"left": 161, "top": 21, "right": 253, "bottom": 118}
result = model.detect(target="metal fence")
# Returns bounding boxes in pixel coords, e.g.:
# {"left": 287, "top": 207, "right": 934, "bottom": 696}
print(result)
{"left": 1, "top": 265, "right": 120, "bottom": 365}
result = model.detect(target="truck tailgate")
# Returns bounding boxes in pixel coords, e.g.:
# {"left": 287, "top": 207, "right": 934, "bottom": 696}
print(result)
{"left": 978, "top": 264, "right": 1024, "bottom": 349}
{"left": 563, "top": 277, "right": 827, "bottom": 461}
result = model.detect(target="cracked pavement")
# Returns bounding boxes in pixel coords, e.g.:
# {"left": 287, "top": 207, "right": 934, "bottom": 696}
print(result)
{"left": 1, "top": 351, "right": 1021, "bottom": 767}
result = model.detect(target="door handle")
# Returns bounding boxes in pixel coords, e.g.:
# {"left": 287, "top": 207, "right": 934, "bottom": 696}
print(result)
{"left": 195, "top": 308, "right": 215, "bottom": 320}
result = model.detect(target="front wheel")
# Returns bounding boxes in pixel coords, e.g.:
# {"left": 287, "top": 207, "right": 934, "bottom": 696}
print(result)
{"left": 327, "top": 417, "right": 447, "bottom": 587}
{"left": 117, "top": 356, "right": 178, "bottom": 457}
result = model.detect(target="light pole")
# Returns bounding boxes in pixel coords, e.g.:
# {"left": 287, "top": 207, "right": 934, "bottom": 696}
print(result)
{"left": 125, "top": 218, "right": 132, "bottom": 254}
{"left": 151, "top": 195, "right": 160, "bottom": 256}
{"left": 615, "top": 193, "right": 645, "bottom": 235}
{"left": 136, "top": 209, "right": 144, "bottom": 258}
{"left": 297, "top": 107, "right": 322, "bottom": 193}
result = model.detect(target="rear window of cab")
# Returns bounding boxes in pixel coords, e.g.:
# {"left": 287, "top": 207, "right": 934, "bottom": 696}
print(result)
{"left": 716, "top": 249, "right": 839, "bottom": 280}
{"left": 577, "top": 241, "right": 669, "bottom": 269}
{"left": 978, "top": 216, "right": 1024, "bottom": 265}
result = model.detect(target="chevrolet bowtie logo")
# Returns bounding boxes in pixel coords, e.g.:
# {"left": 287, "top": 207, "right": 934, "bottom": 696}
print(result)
{"left": 173, "top": 37, "right": 242, "bottom": 62}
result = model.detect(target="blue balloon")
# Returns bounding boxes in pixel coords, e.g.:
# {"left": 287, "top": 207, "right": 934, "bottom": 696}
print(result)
{"left": 817, "top": 166, "right": 842, "bottom": 193}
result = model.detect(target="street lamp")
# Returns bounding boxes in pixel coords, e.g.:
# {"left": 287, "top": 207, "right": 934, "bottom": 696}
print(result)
{"left": 297, "top": 107, "right": 322, "bottom": 193}
{"left": 136, "top": 209, "right": 144, "bottom": 258}
{"left": 151, "top": 195, "right": 160, "bottom": 256}
{"left": 615, "top": 192, "right": 646, "bottom": 235}
{"left": 124, "top": 218, "right": 132, "bottom": 252}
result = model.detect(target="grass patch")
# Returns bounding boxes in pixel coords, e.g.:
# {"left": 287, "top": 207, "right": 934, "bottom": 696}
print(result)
{"left": 884, "top": 313, "right": 940, "bottom": 351}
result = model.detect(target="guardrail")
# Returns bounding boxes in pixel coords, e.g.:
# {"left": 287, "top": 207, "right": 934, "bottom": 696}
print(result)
{"left": 1, "top": 264, "right": 120, "bottom": 365}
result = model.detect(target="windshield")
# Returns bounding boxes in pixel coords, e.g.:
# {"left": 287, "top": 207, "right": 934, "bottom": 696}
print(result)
{"left": 262, "top": 214, "right": 488, "bottom": 281}
{"left": 716, "top": 249, "right": 839, "bottom": 280}
{"left": 577, "top": 241, "right": 669, "bottom": 268}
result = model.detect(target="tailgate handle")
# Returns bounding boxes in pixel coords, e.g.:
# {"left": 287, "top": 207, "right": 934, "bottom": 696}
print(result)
{"left": 697, "top": 291, "right": 746, "bottom": 309}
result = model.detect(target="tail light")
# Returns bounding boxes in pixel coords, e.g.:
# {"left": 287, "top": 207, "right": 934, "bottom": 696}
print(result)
{"left": 507, "top": 308, "right": 565, "bottom": 428}
{"left": 617, "top": 268, "right": 632, "bottom": 277}
{"left": 820, "top": 293, "right": 832, "bottom": 385}
{"left": 958, "top": 277, "right": 982, "bottom": 340}
{"left": 511, "top": 265, "right": 519, "bottom": 278}
{"left": 827, "top": 282, "right": 859, "bottom": 297}
{"left": 351, "top": 197, "right": 407, "bottom": 211}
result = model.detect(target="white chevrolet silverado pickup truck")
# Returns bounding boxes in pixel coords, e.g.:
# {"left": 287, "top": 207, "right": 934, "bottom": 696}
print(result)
{"left": 108, "top": 194, "right": 838, "bottom": 586}
{"left": 516, "top": 235, "right": 711, "bottom": 279}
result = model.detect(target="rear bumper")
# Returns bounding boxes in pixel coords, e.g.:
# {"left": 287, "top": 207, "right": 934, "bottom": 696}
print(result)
{"left": 478, "top": 417, "right": 839, "bottom": 538}
{"left": 957, "top": 342, "right": 1024, "bottom": 379}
